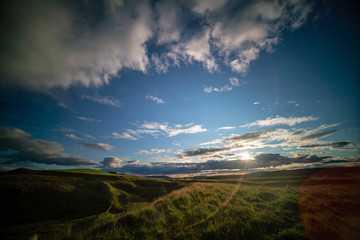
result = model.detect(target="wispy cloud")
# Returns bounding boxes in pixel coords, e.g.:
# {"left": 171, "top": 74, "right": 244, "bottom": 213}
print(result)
{"left": 242, "top": 116, "right": 317, "bottom": 127}
{"left": 313, "top": 123, "right": 340, "bottom": 131}
{"left": 204, "top": 85, "right": 232, "bottom": 93}
{"left": 0, "top": 127, "right": 98, "bottom": 166}
{"left": 300, "top": 129, "right": 338, "bottom": 140}
{"left": 58, "top": 102, "right": 69, "bottom": 109}
{"left": 53, "top": 125, "right": 76, "bottom": 133}
{"left": 112, "top": 132, "right": 138, "bottom": 140}
{"left": 60, "top": 133, "right": 82, "bottom": 140}
{"left": 75, "top": 116, "right": 101, "bottom": 122}
{"left": 204, "top": 77, "right": 246, "bottom": 93}
{"left": 287, "top": 101, "right": 299, "bottom": 107}
{"left": 138, "top": 149, "right": 170, "bottom": 154}
{"left": 217, "top": 126, "right": 236, "bottom": 131}
{"left": 113, "top": 121, "right": 207, "bottom": 140}
{"left": 167, "top": 125, "right": 207, "bottom": 137}
{"left": 79, "top": 142, "right": 114, "bottom": 151}
{"left": 145, "top": 94, "right": 165, "bottom": 104}
{"left": 84, "top": 134, "right": 95, "bottom": 140}
{"left": 253, "top": 102, "right": 261, "bottom": 105}
{"left": 299, "top": 141, "right": 357, "bottom": 150}
{"left": 200, "top": 129, "right": 276, "bottom": 147}
{"left": 81, "top": 95, "right": 123, "bottom": 107}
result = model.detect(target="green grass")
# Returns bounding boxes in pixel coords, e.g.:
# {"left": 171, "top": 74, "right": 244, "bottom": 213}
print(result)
{"left": 1, "top": 167, "right": 358, "bottom": 240}
{"left": 51, "top": 169, "right": 118, "bottom": 176}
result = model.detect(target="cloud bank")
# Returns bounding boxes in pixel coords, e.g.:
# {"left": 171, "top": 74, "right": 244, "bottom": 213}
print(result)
{"left": 99, "top": 153, "right": 359, "bottom": 177}
{"left": 0, "top": 127, "right": 98, "bottom": 166}
{"left": 191, "top": 121, "right": 358, "bottom": 161}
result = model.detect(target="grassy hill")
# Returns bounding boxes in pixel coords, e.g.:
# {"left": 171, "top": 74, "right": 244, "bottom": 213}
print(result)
{"left": 0, "top": 167, "right": 359, "bottom": 240}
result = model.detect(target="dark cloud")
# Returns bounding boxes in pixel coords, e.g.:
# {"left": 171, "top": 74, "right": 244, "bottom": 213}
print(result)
{"left": 254, "top": 153, "right": 330, "bottom": 168}
{"left": 292, "top": 129, "right": 306, "bottom": 135}
{"left": 0, "top": 127, "right": 99, "bottom": 166}
{"left": 125, "top": 160, "right": 140, "bottom": 164}
{"left": 300, "top": 129, "right": 338, "bottom": 140}
{"left": 99, "top": 153, "right": 337, "bottom": 176}
{"left": 177, "top": 146, "right": 231, "bottom": 158}
{"left": 79, "top": 142, "right": 114, "bottom": 151}
{"left": 300, "top": 141, "right": 357, "bottom": 149}
{"left": 221, "top": 130, "right": 275, "bottom": 143}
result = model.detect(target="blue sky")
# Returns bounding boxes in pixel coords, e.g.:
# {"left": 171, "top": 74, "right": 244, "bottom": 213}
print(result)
{"left": 0, "top": 0, "right": 359, "bottom": 176}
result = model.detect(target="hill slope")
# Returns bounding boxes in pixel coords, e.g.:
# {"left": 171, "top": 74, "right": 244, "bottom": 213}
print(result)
{"left": 1, "top": 167, "right": 359, "bottom": 240}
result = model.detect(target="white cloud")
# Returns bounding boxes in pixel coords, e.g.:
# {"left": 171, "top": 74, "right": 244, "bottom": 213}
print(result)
{"left": 151, "top": 54, "right": 171, "bottom": 73}
{"left": 75, "top": 116, "right": 101, "bottom": 122}
{"left": 60, "top": 133, "right": 82, "bottom": 140}
{"left": 204, "top": 85, "right": 232, "bottom": 93}
{"left": 112, "top": 132, "right": 138, "bottom": 140}
{"left": 253, "top": 102, "right": 261, "bottom": 105}
{"left": 1, "top": 0, "right": 314, "bottom": 90}
{"left": 138, "top": 150, "right": 150, "bottom": 154}
{"left": 137, "top": 149, "right": 169, "bottom": 154}
{"left": 287, "top": 100, "right": 299, "bottom": 107}
{"left": 102, "top": 156, "right": 123, "bottom": 168}
{"left": 175, "top": 29, "right": 218, "bottom": 72}
{"left": 217, "top": 126, "right": 235, "bottom": 131}
{"left": 167, "top": 125, "right": 207, "bottom": 137}
{"left": 204, "top": 77, "right": 246, "bottom": 94}
{"left": 116, "top": 121, "right": 207, "bottom": 139}
{"left": 313, "top": 123, "right": 340, "bottom": 131}
{"left": 155, "top": 0, "right": 183, "bottom": 44}
{"left": 145, "top": 93, "right": 165, "bottom": 104}
{"left": 81, "top": 95, "right": 123, "bottom": 107}
{"left": 151, "top": 149, "right": 168, "bottom": 154}
{"left": 84, "top": 134, "right": 95, "bottom": 140}
{"left": 58, "top": 102, "right": 69, "bottom": 109}
{"left": 229, "top": 77, "right": 240, "bottom": 87}
{"left": 140, "top": 121, "right": 207, "bottom": 137}
{"left": 242, "top": 116, "right": 318, "bottom": 127}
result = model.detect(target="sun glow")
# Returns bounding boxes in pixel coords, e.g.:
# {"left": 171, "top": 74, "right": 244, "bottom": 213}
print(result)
{"left": 239, "top": 152, "right": 252, "bottom": 160}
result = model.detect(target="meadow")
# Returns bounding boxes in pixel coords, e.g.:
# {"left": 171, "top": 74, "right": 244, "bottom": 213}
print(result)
{"left": 0, "top": 167, "right": 359, "bottom": 240}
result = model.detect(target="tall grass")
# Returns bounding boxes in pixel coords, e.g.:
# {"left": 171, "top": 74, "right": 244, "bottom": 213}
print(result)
{"left": 52, "top": 182, "right": 306, "bottom": 240}
{"left": 2, "top": 167, "right": 358, "bottom": 240}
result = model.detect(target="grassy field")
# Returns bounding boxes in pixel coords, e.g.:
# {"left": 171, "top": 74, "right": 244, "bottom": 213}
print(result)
{"left": 0, "top": 167, "right": 359, "bottom": 240}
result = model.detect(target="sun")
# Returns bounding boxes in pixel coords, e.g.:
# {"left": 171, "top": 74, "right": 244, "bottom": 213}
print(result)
{"left": 239, "top": 152, "right": 252, "bottom": 160}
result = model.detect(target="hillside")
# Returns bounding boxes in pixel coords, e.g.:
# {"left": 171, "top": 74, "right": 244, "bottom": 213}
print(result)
{"left": 0, "top": 167, "right": 359, "bottom": 240}
{"left": 0, "top": 169, "right": 185, "bottom": 227}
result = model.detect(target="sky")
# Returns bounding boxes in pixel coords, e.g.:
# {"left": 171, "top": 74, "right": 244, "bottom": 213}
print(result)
{"left": 0, "top": 0, "right": 359, "bottom": 177}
